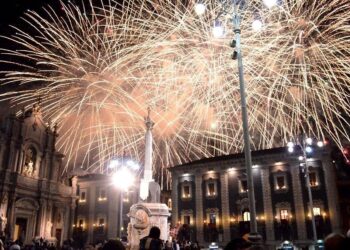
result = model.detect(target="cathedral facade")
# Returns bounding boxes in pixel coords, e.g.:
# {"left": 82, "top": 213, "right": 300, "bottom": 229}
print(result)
{"left": 0, "top": 104, "right": 76, "bottom": 245}
{"left": 169, "top": 146, "right": 341, "bottom": 249}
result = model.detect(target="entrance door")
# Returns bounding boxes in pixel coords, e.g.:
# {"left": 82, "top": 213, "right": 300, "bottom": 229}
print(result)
{"left": 55, "top": 229, "right": 62, "bottom": 246}
{"left": 14, "top": 218, "right": 27, "bottom": 243}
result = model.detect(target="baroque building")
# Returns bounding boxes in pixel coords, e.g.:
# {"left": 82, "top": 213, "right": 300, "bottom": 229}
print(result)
{"left": 73, "top": 173, "right": 139, "bottom": 244}
{"left": 169, "top": 146, "right": 341, "bottom": 249}
{"left": 0, "top": 104, "right": 76, "bottom": 245}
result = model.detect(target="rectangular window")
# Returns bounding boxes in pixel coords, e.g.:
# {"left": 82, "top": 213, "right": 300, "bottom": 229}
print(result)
{"left": 208, "top": 183, "right": 215, "bottom": 196}
{"left": 309, "top": 172, "right": 318, "bottom": 187}
{"left": 280, "top": 209, "right": 289, "bottom": 220}
{"left": 79, "top": 191, "right": 86, "bottom": 202}
{"left": 99, "top": 218, "right": 105, "bottom": 226}
{"left": 209, "top": 213, "right": 216, "bottom": 224}
{"left": 240, "top": 180, "right": 248, "bottom": 193}
{"left": 184, "top": 215, "right": 190, "bottom": 225}
{"left": 276, "top": 176, "right": 286, "bottom": 189}
{"left": 98, "top": 189, "right": 107, "bottom": 201}
{"left": 183, "top": 185, "right": 190, "bottom": 198}
{"left": 100, "top": 189, "right": 106, "bottom": 198}
{"left": 313, "top": 207, "right": 321, "bottom": 216}
{"left": 243, "top": 211, "right": 250, "bottom": 221}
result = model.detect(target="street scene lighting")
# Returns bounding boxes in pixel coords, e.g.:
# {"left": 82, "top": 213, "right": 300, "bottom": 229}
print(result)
{"left": 263, "top": 0, "right": 278, "bottom": 8}
{"left": 194, "top": 3, "right": 206, "bottom": 16}
{"left": 112, "top": 167, "right": 135, "bottom": 191}
{"left": 252, "top": 19, "right": 263, "bottom": 32}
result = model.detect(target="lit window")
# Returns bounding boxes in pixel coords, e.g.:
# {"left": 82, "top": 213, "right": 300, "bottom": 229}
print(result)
{"left": 309, "top": 172, "right": 318, "bottom": 187}
{"left": 99, "top": 218, "right": 105, "bottom": 227}
{"left": 208, "top": 183, "right": 215, "bottom": 196}
{"left": 243, "top": 211, "right": 250, "bottom": 221}
{"left": 98, "top": 189, "right": 107, "bottom": 201}
{"left": 184, "top": 215, "right": 190, "bottom": 225}
{"left": 276, "top": 176, "right": 287, "bottom": 190}
{"left": 240, "top": 180, "right": 248, "bottom": 193}
{"left": 167, "top": 198, "right": 172, "bottom": 209}
{"left": 209, "top": 213, "right": 217, "bottom": 224}
{"left": 313, "top": 207, "right": 321, "bottom": 216}
{"left": 79, "top": 191, "right": 86, "bottom": 202}
{"left": 78, "top": 219, "right": 85, "bottom": 229}
{"left": 280, "top": 209, "right": 289, "bottom": 220}
{"left": 182, "top": 184, "right": 191, "bottom": 199}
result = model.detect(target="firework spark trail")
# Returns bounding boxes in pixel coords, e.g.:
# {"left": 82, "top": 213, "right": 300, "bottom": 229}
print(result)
{"left": 0, "top": 0, "right": 350, "bottom": 179}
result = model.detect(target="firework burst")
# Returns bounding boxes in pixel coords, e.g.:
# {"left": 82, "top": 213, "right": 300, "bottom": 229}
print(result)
{"left": 1, "top": 0, "right": 350, "bottom": 180}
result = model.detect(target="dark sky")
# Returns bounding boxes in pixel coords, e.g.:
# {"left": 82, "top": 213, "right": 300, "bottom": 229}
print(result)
{"left": 0, "top": 0, "right": 80, "bottom": 35}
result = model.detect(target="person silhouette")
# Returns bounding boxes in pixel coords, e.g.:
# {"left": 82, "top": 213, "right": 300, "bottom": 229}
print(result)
{"left": 139, "top": 227, "right": 163, "bottom": 250}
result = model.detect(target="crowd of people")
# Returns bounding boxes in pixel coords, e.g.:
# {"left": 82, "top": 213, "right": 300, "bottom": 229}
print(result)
{"left": 1, "top": 227, "right": 350, "bottom": 250}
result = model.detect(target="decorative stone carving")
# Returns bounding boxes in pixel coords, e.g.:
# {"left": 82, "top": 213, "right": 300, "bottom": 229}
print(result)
{"left": 45, "top": 220, "right": 53, "bottom": 238}
{"left": 128, "top": 203, "right": 170, "bottom": 250}
{"left": 23, "top": 160, "right": 34, "bottom": 177}
{"left": 23, "top": 147, "right": 36, "bottom": 177}
{"left": 0, "top": 214, "right": 7, "bottom": 234}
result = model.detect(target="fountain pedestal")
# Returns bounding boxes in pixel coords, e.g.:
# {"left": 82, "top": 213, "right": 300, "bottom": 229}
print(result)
{"left": 127, "top": 203, "right": 170, "bottom": 250}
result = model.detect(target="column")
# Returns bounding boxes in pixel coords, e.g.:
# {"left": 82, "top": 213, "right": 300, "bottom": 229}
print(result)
{"left": 6, "top": 193, "right": 16, "bottom": 238}
{"left": 322, "top": 157, "right": 340, "bottom": 232}
{"left": 260, "top": 168, "right": 275, "bottom": 242}
{"left": 171, "top": 174, "right": 179, "bottom": 226}
{"left": 16, "top": 148, "right": 24, "bottom": 173}
{"left": 291, "top": 164, "right": 307, "bottom": 240}
{"left": 0, "top": 141, "right": 5, "bottom": 169}
{"left": 35, "top": 199, "right": 46, "bottom": 236}
{"left": 220, "top": 171, "right": 230, "bottom": 244}
{"left": 88, "top": 187, "right": 96, "bottom": 243}
{"left": 108, "top": 190, "right": 118, "bottom": 239}
{"left": 195, "top": 172, "right": 204, "bottom": 244}
{"left": 67, "top": 203, "right": 76, "bottom": 239}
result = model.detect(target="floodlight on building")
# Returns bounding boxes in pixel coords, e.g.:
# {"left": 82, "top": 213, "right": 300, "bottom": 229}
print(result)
{"left": 305, "top": 146, "right": 313, "bottom": 153}
{"left": 306, "top": 137, "right": 313, "bottom": 145}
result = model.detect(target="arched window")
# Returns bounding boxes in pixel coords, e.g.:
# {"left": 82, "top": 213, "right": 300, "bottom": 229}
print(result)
{"left": 243, "top": 211, "right": 250, "bottom": 221}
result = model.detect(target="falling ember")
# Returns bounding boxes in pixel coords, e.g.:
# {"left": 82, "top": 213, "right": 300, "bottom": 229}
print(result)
{"left": 0, "top": 0, "right": 349, "bottom": 182}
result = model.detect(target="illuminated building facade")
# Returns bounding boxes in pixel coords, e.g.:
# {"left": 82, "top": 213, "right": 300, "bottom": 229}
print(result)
{"left": 169, "top": 147, "right": 341, "bottom": 248}
{"left": 72, "top": 173, "right": 139, "bottom": 244}
{"left": 0, "top": 104, "right": 76, "bottom": 245}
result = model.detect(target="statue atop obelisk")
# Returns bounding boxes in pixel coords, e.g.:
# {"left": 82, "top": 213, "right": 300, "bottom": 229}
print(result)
{"left": 139, "top": 107, "right": 160, "bottom": 202}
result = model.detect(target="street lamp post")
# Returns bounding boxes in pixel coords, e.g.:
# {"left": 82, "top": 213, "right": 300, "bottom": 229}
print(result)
{"left": 194, "top": 0, "right": 280, "bottom": 243}
{"left": 110, "top": 158, "right": 139, "bottom": 238}
{"left": 288, "top": 137, "right": 324, "bottom": 246}
{"left": 232, "top": 1, "right": 260, "bottom": 242}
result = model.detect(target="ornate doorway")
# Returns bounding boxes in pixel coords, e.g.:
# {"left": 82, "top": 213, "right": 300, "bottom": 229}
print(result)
{"left": 14, "top": 218, "right": 27, "bottom": 242}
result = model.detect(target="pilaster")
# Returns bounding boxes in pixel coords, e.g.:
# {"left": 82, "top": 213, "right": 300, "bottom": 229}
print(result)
{"left": 219, "top": 171, "right": 230, "bottom": 244}
{"left": 195, "top": 172, "right": 204, "bottom": 244}
{"left": 88, "top": 186, "right": 96, "bottom": 243}
{"left": 108, "top": 188, "right": 118, "bottom": 239}
{"left": 171, "top": 174, "right": 178, "bottom": 226}
{"left": 291, "top": 164, "right": 307, "bottom": 240}
{"left": 261, "top": 168, "right": 275, "bottom": 241}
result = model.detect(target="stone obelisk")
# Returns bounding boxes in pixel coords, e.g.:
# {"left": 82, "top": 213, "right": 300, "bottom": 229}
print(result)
{"left": 139, "top": 107, "right": 154, "bottom": 201}
{"left": 127, "top": 108, "right": 170, "bottom": 250}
